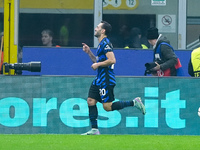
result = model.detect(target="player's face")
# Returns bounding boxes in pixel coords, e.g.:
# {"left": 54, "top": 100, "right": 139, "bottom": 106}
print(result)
{"left": 94, "top": 23, "right": 103, "bottom": 37}
{"left": 41, "top": 33, "right": 52, "bottom": 46}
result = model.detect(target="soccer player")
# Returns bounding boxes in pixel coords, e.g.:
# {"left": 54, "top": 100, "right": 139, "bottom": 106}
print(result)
{"left": 81, "top": 21, "right": 146, "bottom": 135}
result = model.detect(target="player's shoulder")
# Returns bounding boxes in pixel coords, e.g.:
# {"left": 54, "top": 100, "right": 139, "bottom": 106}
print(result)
{"left": 102, "top": 38, "right": 113, "bottom": 49}
{"left": 103, "top": 37, "right": 111, "bottom": 44}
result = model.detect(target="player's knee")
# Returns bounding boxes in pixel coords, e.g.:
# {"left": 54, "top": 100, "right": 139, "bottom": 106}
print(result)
{"left": 103, "top": 103, "right": 112, "bottom": 111}
{"left": 87, "top": 98, "right": 97, "bottom": 106}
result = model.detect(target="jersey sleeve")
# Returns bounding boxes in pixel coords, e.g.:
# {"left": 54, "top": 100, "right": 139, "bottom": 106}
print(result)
{"left": 104, "top": 44, "right": 113, "bottom": 53}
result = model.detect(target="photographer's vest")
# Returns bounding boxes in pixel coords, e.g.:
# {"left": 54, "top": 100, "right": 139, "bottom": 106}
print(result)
{"left": 154, "top": 42, "right": 183, "bottom": 76}
{"left": 191, "top": 47, "right": 200, "bottom": 77}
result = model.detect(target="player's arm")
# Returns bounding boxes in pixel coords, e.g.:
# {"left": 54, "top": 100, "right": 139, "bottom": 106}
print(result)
{"left": 82, "top": 43, "right": 96, "bottom": 63}
{"left": 91, "top": 51, "right": 116, "bottom": 70}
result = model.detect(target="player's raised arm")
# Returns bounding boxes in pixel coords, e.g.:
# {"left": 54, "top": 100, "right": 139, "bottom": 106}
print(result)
{"left": 82, "top": 43, "right": 96, "bottom": 63}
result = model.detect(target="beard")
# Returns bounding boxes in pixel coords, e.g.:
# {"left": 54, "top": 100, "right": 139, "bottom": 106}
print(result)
{"left": 94, "top": 30, "right": 101, "bottom": 38}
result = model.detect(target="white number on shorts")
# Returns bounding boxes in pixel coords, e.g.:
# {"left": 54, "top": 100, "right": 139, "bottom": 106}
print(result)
{"left": 99, "top": 88, "right": 106, "bottom": 96}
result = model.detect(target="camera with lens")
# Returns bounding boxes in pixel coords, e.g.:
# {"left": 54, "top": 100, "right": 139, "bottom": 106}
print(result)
{"left": 4, "top": 61, "right": 41, "bottom": 75}
{"left": 144, "top": 59, "right": 163, "bottom": 76}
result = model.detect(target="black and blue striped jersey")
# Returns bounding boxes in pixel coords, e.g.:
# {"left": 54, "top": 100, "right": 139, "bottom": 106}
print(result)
{"left": 93, "top": 37, "right": 116, "bottom": 86}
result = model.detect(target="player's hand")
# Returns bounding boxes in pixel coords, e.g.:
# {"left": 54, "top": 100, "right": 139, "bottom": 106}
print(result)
{"left": 82, "top": 43, "right": 90, "bottom": 54}
{"left": 91, "top": 63, "right": 99, "bottom": 70}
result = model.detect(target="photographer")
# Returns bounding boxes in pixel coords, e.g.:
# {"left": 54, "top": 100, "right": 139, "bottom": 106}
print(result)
{"left": 146, "top": 27, "right": 181, "bottom": 76}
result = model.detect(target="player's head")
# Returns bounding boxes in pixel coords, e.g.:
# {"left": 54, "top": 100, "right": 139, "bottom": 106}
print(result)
{"left": 101, "top": 21, "right": 112, "bottom": 36}
{"left": 41, "top": 29, "right": 54, "bottom": 46}
{"left": 94, "top": 21, "right": 112, "bottom": 38}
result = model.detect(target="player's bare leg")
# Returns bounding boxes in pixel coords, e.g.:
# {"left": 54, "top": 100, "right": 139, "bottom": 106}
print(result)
{"left": 81, "top": 98, "right": 100, "bottom": 135}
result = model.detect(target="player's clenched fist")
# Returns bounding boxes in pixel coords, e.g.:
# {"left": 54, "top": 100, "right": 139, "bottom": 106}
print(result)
{"left": 91, "top": 63, "right": 99, "bottom": 70}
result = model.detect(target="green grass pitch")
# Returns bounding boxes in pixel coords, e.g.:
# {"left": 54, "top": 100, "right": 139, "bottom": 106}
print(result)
{"left": 0, "top": 134, "right": 199, "bottom": 150}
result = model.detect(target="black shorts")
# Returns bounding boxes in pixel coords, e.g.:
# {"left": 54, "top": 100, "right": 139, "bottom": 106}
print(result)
{"left": 88, "top": 83, "right": 115, "bottom": 103}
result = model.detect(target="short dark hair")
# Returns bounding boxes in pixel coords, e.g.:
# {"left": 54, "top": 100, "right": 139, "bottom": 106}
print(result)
{"left": 41, "top": 29, "right": 54, "bottom": 37}
{"left": 101, "top": 21, "right": 112, "bottom": 35}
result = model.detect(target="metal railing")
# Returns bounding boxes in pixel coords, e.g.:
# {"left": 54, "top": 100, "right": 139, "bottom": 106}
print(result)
{"left": 187, "top": 39, "right": 200, "bottom": 49}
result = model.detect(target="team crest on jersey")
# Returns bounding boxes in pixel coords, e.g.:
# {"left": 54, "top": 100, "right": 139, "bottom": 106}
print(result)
{"left": 105, "top": 45, "right": 111, "bottom": 50}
